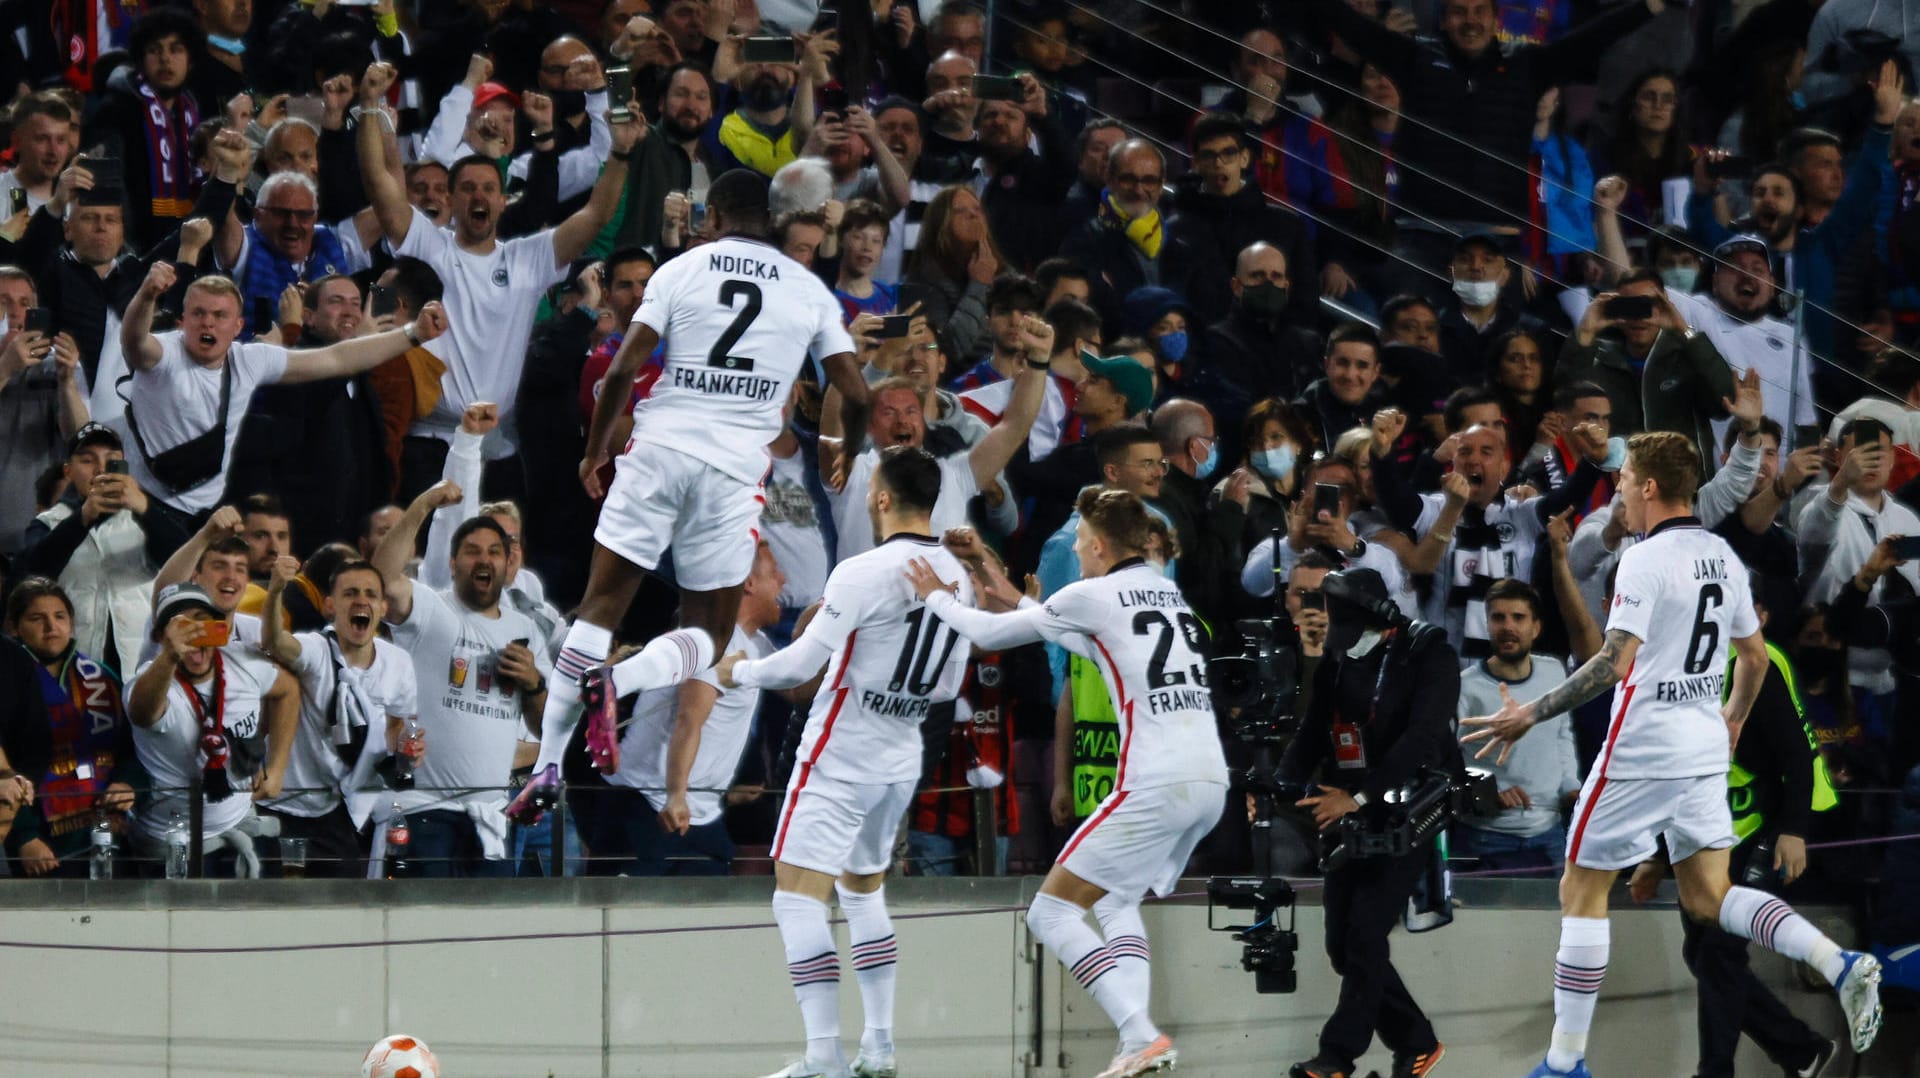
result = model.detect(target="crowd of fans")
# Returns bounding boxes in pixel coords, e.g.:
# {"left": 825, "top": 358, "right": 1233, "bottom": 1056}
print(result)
{"left": 0, "top": 0, "right": 1915, "bottom": 937}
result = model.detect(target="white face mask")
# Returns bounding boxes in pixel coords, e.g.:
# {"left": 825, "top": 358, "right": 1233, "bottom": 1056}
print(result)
{"left": 1346, "top": 628, "right": 1385, "bottom": 659}
{"left": 1452, "top": 279, "right": 1501, "bottom": 308}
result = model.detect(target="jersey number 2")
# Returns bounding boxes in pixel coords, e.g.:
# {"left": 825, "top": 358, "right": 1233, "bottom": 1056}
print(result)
{"left": 891, "top": 607, "right": 960, "bottom": 695}
{"left": 1133, "top": 611, "right": 1207, "bottom": 689}
{"left": 708, "top": 281, "right": 762, "bottom": 371}
{"left": 1684, "top": 583, "right": 1723, "bottom": 675}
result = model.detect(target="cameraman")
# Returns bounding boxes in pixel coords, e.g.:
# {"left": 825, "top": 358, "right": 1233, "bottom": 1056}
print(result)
{"left": 1279, "top": 568, "right": 1459, "bottom": 1078}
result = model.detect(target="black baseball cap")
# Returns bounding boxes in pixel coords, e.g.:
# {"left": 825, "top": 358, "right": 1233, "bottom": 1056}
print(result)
{"left": 68, "top": 422, "right": 123, "bottom": 457}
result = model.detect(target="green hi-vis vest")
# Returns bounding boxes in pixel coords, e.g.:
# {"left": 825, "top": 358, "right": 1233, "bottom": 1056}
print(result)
{"left": 1068, "top": 653, "right": 1119, "bottom": 819}
{"left": 1724, "top": 641, "right": 1839, "bottom": 841}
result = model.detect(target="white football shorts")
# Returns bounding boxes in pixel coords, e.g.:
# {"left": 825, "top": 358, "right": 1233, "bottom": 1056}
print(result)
{"left": 771, "top": 766, "right": 915, "bottom": 877}
{"left": 595, "top": 440, "right": 761, "bottom": 591}
{"left": 1057, "top": 780, "right": 1227, "bottom": 903}
{"left": 1567, "top": 772, "right": 1735, "bottom": 871}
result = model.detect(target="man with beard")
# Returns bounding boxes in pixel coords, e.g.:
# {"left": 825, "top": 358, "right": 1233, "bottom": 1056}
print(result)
{"left": 1372, "top": 415, "right": 1609, "bottom": 662}
{"left": 1452, "top": 579, "right": 1588, "bottom": 872}
{"left": 1204, "top": 242, "right": 1325, "bottom": 403}
{"left": 372, "top": 480, "right": 552, "bottom": 877}
{"left": 356, "top": 58, "right": 642, "bottom": 496}
{"left": 710, "top": 45, "right": 804, "bottom": 177}
{"left": 0, "top": 93, "right": 78, "bottom": 217}
{"left": 970, "top": 76, "right": 1076, "bottom": 274}
{"left": 1557, "top": 269, "right": 1735, "bottom": 476}
{"left": 1061, "top": 140, "right": 1210, "bottom": 335}
{"left": 225, "top": 275, "right": 392, "bottom": 555}
{"left": 802, "top": 105, "right": 911, "bottom": 232}
{"left": 213, "top": 172, "right": 360, "bottom": 340}
{"left": 2, "top": 578, "right": 141, "bottom": 879}
{"left": 127, "top": 582, "right": 298, "bottom": 876}
{"left": 88, "top": 9, "right": 209, "bottom": 247}
{"left": 1171, "top": 114, "right": 1317, "bottom": 326}
{"left": 258, "top": 555, "right": 419, "bottom": 878}
{"left": 1688, "top": 236, "right": 1818, "bottom": 452}
{"left": 1687, "top": 63, "right": 1902, "bottom": 408}
{"left": 616, "top": 64, "right": 722, "bottom": 252}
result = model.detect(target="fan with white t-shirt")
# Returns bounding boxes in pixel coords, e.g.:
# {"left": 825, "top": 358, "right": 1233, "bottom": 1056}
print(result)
{"left": 120, "top": 331, "right": 288, "bottom": 513}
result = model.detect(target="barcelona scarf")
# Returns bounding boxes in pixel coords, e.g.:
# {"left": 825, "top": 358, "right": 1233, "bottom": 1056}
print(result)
{"left": 34, "top": 649, "right": 125, "bottom": 838}
{"left": 135, "top": 75, "right": 201, "bottom": 221}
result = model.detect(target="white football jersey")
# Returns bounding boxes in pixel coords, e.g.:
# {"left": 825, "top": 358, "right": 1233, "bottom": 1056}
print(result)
{"left": 629, "top": 236, "right": 856, "bottom": 483}
{"left": 928, "top": 559, "right": 1229, "bottom": 792}
{"left": 612, "top": 626, "right": 769, "bottom": 826}
{"left": 1596, "top": 517, "right": 1760, "bottom": 780}
{"left": 789, "top": 536, "right": 975, "bottom": 785}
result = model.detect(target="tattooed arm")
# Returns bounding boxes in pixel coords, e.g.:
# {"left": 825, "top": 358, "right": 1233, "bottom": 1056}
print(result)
{"left": 1461, "top": 628, "right": 1640, "bottom": 765}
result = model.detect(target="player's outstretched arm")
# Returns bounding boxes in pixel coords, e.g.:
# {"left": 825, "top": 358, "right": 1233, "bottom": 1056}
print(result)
{"left": 821, "top": 349, "right": 869, "bottom": 477}
{"left": 1463, "top": 628, "right": 1639, "bottom": 765}
{"left": 907, "top": 558, "right": 1048, "bottom": 650}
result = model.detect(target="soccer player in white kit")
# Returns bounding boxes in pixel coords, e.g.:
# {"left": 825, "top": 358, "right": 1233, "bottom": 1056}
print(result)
{"left": 716, "top": 446, "right": 976, "bottom": 1078}
{"left": 1463, "top": 432, "right": 1882, "bottom": 1078}
{"left": 905, "top": 487, "right": 1230, "bottom": 1078}
{"left": 509, "top": 170, "right": 868, "bottom": 823}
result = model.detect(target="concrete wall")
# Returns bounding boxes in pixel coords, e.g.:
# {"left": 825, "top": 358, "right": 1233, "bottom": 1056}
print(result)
{"left": 0, "top": 878, "right": 1912, "bottom": 1077}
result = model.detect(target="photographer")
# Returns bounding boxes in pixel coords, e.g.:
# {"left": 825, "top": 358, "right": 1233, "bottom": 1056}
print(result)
{"left": 1278, "top": 568, "right": 1459, "bottom": 1078}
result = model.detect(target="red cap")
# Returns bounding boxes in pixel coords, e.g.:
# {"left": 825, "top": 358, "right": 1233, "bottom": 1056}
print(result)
{"left": 471, "top": 81, "right": 520, "bottom": 113}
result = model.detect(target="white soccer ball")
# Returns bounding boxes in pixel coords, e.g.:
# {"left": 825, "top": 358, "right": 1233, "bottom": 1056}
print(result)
{"left": 361, "top": 1034, "right": 441, "bottom": 1078}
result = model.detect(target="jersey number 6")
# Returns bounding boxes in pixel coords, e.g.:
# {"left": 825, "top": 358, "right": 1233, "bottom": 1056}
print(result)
{"left": 1684, "top": 583, "right": 1723, "bottom": 676}
{"left": 708, "top": 280, "right": 763, "bottom": 371}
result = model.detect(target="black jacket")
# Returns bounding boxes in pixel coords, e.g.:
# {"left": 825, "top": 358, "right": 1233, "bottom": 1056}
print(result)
{"left": 1060, "top": 208, "right": 1216, "bottom": 339}
{"left": 225, "top": 369, "right": 390, "bottom": 555}
{"left": 1303, "top": 0, "right": 1651, "bottom": 223}
{"left": 1168, "top": 176, "right": 1319, "bottom": 324}
{"left": 1280, "top": 622, "right": 1464, "bottom": 803}
{"left": 514, "top": 309, "right": 600, "bottom": 611}
{"left": 0, "top": 639, "right": 53, "bottom": 788}
{"left": 1204, "top": 306, "right": 1325, "bottom": 404}
{"left": 979, "top": 113, "right": 1080, "bottom": 274}
{"left": 1436, "top": 303, "right": 1551, "bottom": 391}
{"left": 1293, "top": 377, "right": 1387, "bottom": 450}
{"left": 1150, "top": 466, "right": 1248, "bottom": 652}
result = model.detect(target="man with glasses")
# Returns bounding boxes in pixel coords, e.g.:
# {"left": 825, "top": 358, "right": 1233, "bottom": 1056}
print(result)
{"left": 1062, "top": 140, "right": 1213, "bottom": 335}
{"left": 1171, "top": 114, "right": 1317, "bottom": 327}
{"left": 215, "top": 172, "right": 360, "bottom": 341}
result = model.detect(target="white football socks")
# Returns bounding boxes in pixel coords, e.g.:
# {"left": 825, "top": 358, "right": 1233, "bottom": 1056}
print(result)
{"left": 532, "top": 620, "right": 611, "bottom": 772}
{"left": 773, "top": 889, "right": 844, "bottom": 1069}
{"left": 837, "top": 883, "right": 898, "bottom": 1057}
{"left": 1027, "top": 893, "right": 1157, "bottom": 1051}
{"left": 610, "top": 627, "right": 714, "bottom": 698}
{"left": 1547, "top": 916, "right": 1609, "bottom": 1071}
{"left": 1719, "top": 885, "right": 1846, "bottom": 984}
{"left": 1092, "top": 894, "right": 1158, "bottom": 1053}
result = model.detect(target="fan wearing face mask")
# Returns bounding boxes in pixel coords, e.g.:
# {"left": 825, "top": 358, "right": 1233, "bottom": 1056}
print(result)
{"left": 1437, "top": 232, "right": 1553, "bottom": 393}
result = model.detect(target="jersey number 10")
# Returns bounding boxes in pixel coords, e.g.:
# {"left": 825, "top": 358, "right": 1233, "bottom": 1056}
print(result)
{"left": 891, "top": 607, "right": 961, "bottom": 695}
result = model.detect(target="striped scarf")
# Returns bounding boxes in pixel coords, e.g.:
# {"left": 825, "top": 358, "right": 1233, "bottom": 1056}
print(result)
{"left": 135, "top": 75, "right": 201, "bottom": 220}
{"left": 34, "top": 649, "right": 125, "bottom": 836}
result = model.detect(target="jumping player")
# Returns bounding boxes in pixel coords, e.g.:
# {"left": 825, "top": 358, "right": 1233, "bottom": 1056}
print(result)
{"left": 510, "top": 169, "right": 867, "bottom": 822}
{"left": 1463, "top": 431, "right": 1882, "bottom": 1077}
{"left": 904, "top": 488, "right": 1229, "bottom": 1078}
{"left": 716, "top": 446, "right": 975, "bottom": 1078}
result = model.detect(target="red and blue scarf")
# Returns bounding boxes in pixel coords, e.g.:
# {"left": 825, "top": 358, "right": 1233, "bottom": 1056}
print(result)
{"left": 33, "top": 648, "right": 126, "bottom": 838}
{"left": 135, "top": 74, "right": 201, "bottom": 221}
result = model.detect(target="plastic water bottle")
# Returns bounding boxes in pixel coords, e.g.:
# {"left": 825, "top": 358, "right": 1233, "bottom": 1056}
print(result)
{"left": 90, "top": 819, "right": 114, "bottom": 880}
{"left": 391, "top": 719, "right": 420, "bottom": 791}
{"left": 385, "top": 802, "right": 411, "bottom": 880}
{"left": 163, "top": 812, "right": 190, "bottom": 880}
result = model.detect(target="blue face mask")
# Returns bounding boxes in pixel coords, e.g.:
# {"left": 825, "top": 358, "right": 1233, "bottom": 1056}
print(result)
{"left": 1253, "top": 444, "right": 1296, "bottom": 481}
{"left": 207, "top": 33, "right": 247, "bottom": 55}
{"left": 1196, "top": 438, "right": 1221, "bottom": 479}
{"left": 1157, "top": 330, "right": 1189, "bottom": 363}
{"left": 1789, "top": 90, "right": 1807, "bottom": 111}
